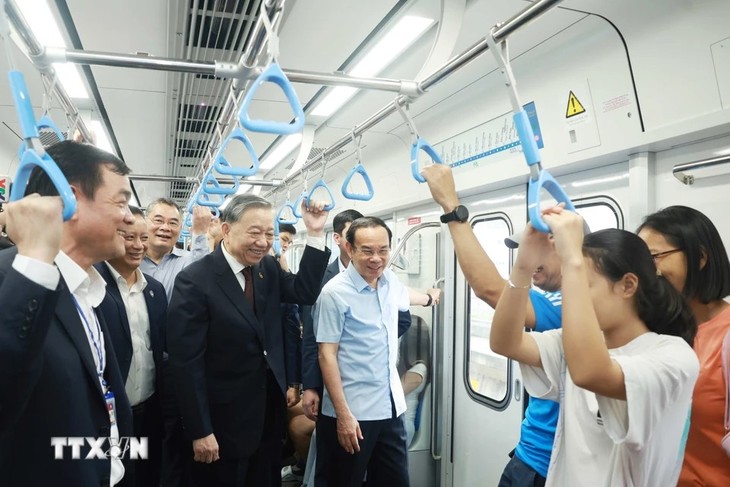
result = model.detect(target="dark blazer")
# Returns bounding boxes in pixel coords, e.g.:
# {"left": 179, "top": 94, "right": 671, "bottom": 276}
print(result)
{"left": 95, "top": 262, "right": 167, "bottom": 393}
{"left": 167, "top": 244, "right": 330, "bottom": 459}
{"left": 0, "top": 248, "right": 132, "bottom": 487}
{"left": 301, "top": 259, "right": 412, "bottom": 391}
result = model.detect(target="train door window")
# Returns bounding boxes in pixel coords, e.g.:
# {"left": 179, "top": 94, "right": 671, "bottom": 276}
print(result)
{"left": 466, "top": 215, "right": 512, "bottom": 405}
{"left": 391, "top": 223, "right": 441, "bottom": 451}
{"left": 573, "top": 196, "right": 623, "bottom": 231}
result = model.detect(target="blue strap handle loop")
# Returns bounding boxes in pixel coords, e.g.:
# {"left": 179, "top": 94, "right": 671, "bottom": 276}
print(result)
{"left": 8, "top": 71, "right": 76, "bottom": 221}
{"left": 514, "top": 110, "right": 540, "bottom": 166}
{"left": 238, "top": 63, "right": 305, "bottom": 135}
{"left": 513, "top": 107, "right": 576, "bottom": 233}
{"left": 196, "top": 190, "right": 224, "bottom": 208}
{"left": 276, "top": 203, "right": 298, "bottom": 225}
{"left": 410, "top": 137, "right": 444, "bottom": 183}
{"left": 306, "top": 179, "right": 335, "bottom": 211}
{"left": 10, "top": 150, "right": 77, "bottom": 221}
{"left": 341, "top": 163, "right": 374, "bottom": 201}
{"left": 203, "top": 167, "right": 239, "bottom": 195}
{"left": 527, "top": 170, "right": 576, "bottom": 233}
{"left": 293, "top": 191, "right": 307, "bottom": 218}
{"left": 213, "top": 127, "right": 260, "bottom": 177}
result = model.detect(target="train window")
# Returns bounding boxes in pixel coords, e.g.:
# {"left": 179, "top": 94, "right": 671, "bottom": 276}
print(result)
{"left": 573, "top": 196, "right": 624, "bottom": 230}
{"left": 466, "top": 214, "right": 512, "bottom": 405}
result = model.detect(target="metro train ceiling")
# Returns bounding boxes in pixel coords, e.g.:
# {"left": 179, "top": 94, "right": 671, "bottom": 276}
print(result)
{"left": 0, "top": 0, "right": 676, "bottom": 208}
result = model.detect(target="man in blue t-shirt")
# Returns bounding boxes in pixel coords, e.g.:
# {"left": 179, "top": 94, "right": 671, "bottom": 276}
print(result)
{"left": 423, "top": 164, "right": 563, "bottom": 486}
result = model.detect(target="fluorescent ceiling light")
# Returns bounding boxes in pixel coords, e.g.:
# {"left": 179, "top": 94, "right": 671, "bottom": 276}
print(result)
{"left": 88, "top": 120, "right": 115, "bottom": 154}
{"left": 16, "top": 0, "right": 65, "bottom": 47}
{"left": 260, "top": 133, "right": 303, "bottom": 171}
{"left": 311, "top": 15, "right": 434, "bottom": 117}
{"left": 53, "top": 63, "right": 89, "bottom": 99}
{"left": 15, "top": 0, "right": 90, "bottom": 99}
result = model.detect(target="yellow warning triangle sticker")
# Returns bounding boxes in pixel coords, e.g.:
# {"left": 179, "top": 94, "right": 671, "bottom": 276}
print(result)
{"left": 566, "top": 90, "right": 586, "bottom": 118}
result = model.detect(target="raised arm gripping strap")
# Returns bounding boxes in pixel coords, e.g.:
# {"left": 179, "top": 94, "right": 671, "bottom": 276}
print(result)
{"left": 527, "top": 169, "right": 576, "bottom": 233}
{"left": 411, "top": 137, "right": 444, "bottom": 183}
{"left": 306, "top": 179, "right": 335, "bottom": 211}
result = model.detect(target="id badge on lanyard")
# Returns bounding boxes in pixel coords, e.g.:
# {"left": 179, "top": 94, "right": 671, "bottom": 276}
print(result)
{"left": 105, "top": 388, "right": 122, "bottom": 457}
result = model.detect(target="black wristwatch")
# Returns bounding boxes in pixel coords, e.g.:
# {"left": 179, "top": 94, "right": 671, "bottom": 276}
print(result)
{"left": 440, "top": 205, "right": 469, "bottom": 224}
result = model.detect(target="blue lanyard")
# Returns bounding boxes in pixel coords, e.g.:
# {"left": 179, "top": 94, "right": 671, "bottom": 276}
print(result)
{"left": 71, "top": 295, "right": 106, "bottom": 387}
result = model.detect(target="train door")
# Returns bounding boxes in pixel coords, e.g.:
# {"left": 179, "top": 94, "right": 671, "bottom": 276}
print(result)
{"left": 389, "top": 219, "right": 444, "bottom": 487}
{"left": 447, "top": 185, "right": 524, "bottom": 487}
{"left": 446, "top": 164, "right": 628, "bottom": 486}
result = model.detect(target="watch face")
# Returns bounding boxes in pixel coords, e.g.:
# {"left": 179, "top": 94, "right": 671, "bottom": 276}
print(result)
{"left": 455, "top": 205, "right": 469, "bottom": 222}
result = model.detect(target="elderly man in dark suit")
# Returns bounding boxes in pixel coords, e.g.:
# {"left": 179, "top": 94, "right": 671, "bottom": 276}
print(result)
{"left": 167, "top": 193, "right": 330, "bottom": 487}
{"left": 96, "top": 205, "right": 167, "bottom": 487}
{"left": 0, "top": 141, "right": 134, "bottom": 486}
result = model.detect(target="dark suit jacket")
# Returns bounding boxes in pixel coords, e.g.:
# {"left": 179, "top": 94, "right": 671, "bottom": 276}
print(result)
{"left": 0, "top": 248, "right": 133, "bottom": 487}
{"left": 301, "top": 259, "right": 412, "bottom": 391}
{"left": 95, "top": 262, "right": 167, "bottom": 397}
{"left": 167, "top": 244, "right": 330, "bottom": 459}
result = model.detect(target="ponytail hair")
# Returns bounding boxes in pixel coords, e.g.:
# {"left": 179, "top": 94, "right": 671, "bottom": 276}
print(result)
{"left": 583, "top": 229, "right": 697, "bottom": 346}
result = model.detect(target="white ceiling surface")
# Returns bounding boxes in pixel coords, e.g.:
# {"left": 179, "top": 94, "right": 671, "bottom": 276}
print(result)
{"left": 3, "top": 0, "right": 724, "bottom": 206}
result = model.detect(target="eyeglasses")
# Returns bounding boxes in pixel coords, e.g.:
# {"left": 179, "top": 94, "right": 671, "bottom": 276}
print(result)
{"left": 354, "top": 246, "right": 390, "bottom": 258}
{"left": 148, "top": 217, "right": 181, "bottom": 229}
{"left": 651, "top": 248, "right": 683, "bottom": 261}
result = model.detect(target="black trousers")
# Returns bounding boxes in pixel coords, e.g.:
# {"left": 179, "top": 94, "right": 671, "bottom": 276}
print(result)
{"left": 315, "top": 413, "right": 409, "bottom": 487}
{"left": 190, "top": 370, "right": 285, "bottom": 487}
{"left": 160, "top": 363, "right": 193, "bottom": 487}
{"left": 119, "top": 393, "right": 163, "bottom": 487}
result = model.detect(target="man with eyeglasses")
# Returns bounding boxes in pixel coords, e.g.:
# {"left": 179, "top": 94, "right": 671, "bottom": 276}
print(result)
{"left": 314, "top": 216, "right": 414, "bottom": 487}
{"left": 167, "top": 194, "right": 331, "bottom": 487}
{"left": 139, "top": 197, "right": 211, "bottom": 487}
{"left": 141, "top": 198, "right": 211, "bottom": 301}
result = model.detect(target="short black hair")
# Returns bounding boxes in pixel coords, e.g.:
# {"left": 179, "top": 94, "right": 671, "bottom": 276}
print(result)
{"left": 129, "top": 205, "right": 144, "bottom": 218}
{"left": 26, "top": 141, "right": 130, "bottom": 200}
{"left": 279, "top": 223, "right": 296, "bottom": 235}
{"left": 637, "top": 206, "right": 730, "bottom": 303}
{"left": 346, "top": 216, "right": 392, "bottom": 247}
{"left": 333, "top": 209, "right": 364, "bottom": 235}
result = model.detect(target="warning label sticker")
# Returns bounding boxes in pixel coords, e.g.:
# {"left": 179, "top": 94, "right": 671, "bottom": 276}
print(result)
{"left": 566, "top": 91, "right": 586, "bottom": 118}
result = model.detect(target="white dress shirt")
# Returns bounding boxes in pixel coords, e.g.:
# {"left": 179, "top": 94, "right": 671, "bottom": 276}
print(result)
{"left": 105, "top": 263, "right": 155, "bottom": 406}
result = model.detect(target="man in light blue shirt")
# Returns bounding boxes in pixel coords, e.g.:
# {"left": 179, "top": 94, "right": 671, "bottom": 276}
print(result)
{"left": 314, "top": 216, "right": 411, "bottom": 487}
{"left": 139, "top": 198, "right": 210, "bottom": 302}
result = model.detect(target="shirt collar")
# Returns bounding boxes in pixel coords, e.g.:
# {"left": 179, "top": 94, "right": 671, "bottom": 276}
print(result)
{"left": 55, "top": 251, "right": 107, "bottom": 307}
{"left": 338, "top": 255, "right": 348, "bottom": 273}
{"left": 221, "top": 241, "right": 246, "bottom": 275}
{"left": 345, "top": 262, "right": 389, "bottom": 292}
{"left": 105, "top": 262, "right": 148, "bottom": 293}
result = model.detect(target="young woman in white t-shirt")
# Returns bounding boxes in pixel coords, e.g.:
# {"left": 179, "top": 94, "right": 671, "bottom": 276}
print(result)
{"left": 490, "top": 207, "right": 700, "bottom": 487}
